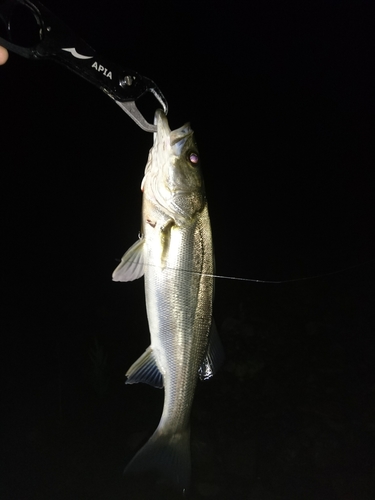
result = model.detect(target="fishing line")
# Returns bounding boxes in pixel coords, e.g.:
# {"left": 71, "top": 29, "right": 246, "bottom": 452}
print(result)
{"left": 114, "top": 257, "right": 375, "bottom": 284}
{"left": 203, "top": 258, "right": 375, "bottom": 283}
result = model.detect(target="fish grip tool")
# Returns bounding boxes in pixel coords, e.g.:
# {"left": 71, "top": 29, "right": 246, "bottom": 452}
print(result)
{"left": 0, "top": 0, "right": 168, "bottom": 132}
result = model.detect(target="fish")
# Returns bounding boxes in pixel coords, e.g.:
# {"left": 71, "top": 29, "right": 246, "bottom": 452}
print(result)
{"left": 112, "top": 109, "right": 223, "bottom": 494}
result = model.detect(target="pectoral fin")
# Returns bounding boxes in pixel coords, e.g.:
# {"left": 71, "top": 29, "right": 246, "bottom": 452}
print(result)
{"left": 112, "top": 238, "right": 145, "bottom": 281}
{"left": 126, "top": 346, "right": 163, "bottom": 388}
{"left": 198, "top": 320, "right": 225, "bottom": 380}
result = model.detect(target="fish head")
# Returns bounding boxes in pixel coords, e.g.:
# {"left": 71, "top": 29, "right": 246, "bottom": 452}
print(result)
{"left": 142, "top": 110, "right": 205, "bottom": 225}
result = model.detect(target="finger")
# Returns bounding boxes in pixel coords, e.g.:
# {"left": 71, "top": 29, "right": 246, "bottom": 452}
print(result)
{"left": 0, "top": 46, "right": 9, "bottom": 65}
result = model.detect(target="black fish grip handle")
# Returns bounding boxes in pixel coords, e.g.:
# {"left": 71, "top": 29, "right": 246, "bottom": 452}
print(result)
{"left": 0, "top": 0, "right": 168, "bottom": 131}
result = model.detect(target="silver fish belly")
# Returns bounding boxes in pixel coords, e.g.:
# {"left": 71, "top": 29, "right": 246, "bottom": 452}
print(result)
{"left": 113, "top": 109, "right": 222, "bottom": 493}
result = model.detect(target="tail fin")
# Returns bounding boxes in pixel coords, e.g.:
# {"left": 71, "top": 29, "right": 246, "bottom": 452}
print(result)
{"left": 124, "top": 427, "right": 191, "bottom": 495}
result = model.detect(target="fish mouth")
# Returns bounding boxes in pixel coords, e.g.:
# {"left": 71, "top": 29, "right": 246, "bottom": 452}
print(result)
{"left": 154, "top": 110, "right": 193, "bottom": 148}
{"left": 154, "top": 109, "right": 171, "bottom": 139}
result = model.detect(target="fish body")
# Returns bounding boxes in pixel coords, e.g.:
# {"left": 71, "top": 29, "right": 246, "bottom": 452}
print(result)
{"left": 113, "top": 110, "right": 222, "bottom": 493}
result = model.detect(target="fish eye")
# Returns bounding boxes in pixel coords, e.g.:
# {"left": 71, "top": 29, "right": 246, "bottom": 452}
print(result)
{"left": 189, "top": 152, "right": 199, "bottom": 164}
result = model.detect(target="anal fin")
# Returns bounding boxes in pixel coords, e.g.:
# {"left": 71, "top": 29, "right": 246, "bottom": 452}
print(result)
{"left": 126, "top": 346, "right": 163, "bottom": 388}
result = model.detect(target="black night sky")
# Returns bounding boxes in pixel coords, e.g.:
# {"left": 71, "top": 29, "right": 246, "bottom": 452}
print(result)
{"left": 1, "top": 1, "right": 375, "bottom": 499}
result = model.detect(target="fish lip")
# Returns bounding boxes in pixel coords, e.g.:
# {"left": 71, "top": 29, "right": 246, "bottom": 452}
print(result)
{"left": 154, "top": 109, "right": 171, "bottom": 138}
{"left": 154, "top": 108, "right": 167, "bottom": 124}
{"left": 154, "top": 110, "right": 194, "bottom": 146}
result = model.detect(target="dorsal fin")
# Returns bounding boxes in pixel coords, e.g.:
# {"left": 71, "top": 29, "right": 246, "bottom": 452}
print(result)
{"left": 198, "top": 321, "right": 225, "bottom": 380}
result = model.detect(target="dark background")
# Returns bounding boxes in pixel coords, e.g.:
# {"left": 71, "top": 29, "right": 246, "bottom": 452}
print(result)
{"left": 1, "top": 1, "right": 375, "bottom": 499}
